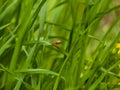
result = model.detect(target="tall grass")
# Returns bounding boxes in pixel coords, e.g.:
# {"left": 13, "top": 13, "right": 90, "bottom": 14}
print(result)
{"left": 0, "top": 0, "right": 120, "bottom": 90}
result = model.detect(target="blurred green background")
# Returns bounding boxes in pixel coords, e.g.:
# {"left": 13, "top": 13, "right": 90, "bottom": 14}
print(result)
{"left": 0, "top": 0, "right": 120, "bottom": 90}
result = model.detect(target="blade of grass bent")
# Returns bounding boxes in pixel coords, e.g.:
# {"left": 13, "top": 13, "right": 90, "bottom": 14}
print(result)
{"left": 6, "top": 0, "right": 46, "bottom": 90}
{"left": 89, "top": 60, "right": 120, "bottom": 90}
{"left": 0, "top": 25, "right": 19, "bottom": 56}
{"left": 87, "top": 31, "right": 120, "bottom": 89}
{"left": 53, "top": 39, "right": 78, "bottom": 90}
{"left": 94, "top": 15, "right": 120, "bottom": 58}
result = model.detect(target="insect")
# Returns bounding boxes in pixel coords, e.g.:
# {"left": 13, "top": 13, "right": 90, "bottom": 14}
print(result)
{"left": 51, "top": 40, "right": 62, "bottom": 45}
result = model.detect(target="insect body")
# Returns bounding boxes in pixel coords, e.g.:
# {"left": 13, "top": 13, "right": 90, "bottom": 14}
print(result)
{"left": 51, "top": 40, "right": 62, "bottom": 45}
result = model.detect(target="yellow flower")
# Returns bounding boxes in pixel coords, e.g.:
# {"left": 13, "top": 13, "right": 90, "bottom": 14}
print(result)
{"left": 116, "top": 43, "right": 120, "bottom": 54}
{"left": 116, "top": 43, "right": 120, "bottom": 48}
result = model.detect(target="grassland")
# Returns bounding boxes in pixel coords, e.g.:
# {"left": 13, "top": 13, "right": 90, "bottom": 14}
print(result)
{"left": 0, "top": 0, "right": 120, "bottom": 90}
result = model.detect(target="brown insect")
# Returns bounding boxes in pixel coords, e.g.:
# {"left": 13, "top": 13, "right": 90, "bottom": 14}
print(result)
{"left": 51, "top": 40, "right": 62, "bottom": 45}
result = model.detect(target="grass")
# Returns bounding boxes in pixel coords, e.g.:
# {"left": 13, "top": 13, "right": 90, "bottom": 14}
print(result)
{"left": 0, "top": 0, "right": 120, "bottom": 90}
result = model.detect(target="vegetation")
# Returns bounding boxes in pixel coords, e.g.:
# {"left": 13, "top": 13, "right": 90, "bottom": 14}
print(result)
{"left": 0, "top": 0, "right": 120, "bottom": 90}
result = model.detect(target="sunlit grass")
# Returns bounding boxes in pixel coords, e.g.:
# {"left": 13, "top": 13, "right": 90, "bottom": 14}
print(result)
{"left": 0, "top": 0, "right": 120, "bottom": 90}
